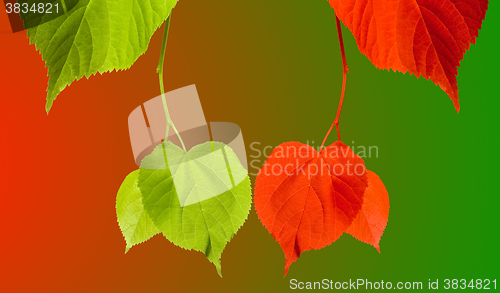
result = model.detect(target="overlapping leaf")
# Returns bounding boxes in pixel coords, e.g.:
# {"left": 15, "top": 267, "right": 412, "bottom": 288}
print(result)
{"left": 329, "top": 0, "right": 489, "bottom": 111}
{"left": 347, "top": 170, "right": 390, "bottom": 252}
{"left": 116, "top": 170, "right": 159, "bottom": 253}
{"left": 27, "top": 0, "right": 179, "bottom": 112}
{"left": 116, "top": 141, "right": 252, "bottom": 276}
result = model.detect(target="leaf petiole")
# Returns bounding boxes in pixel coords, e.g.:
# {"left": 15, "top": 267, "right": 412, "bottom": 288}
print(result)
{"left": 320, "top": 15, "right": 348, "bottom": 149}
{"left": 158, "top": 15, "right": 187, "bottom": 151}
{"left": 60, "top": 0, "right": 68, "bottom": 13}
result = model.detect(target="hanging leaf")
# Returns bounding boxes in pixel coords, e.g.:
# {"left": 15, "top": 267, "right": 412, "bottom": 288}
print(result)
{"left": 138, "top": 141, "right": 252, "bottom": 276}
{"left": 254, "top": 141, "right": 368, "bottom": 276}
{"left": 27, "top": 0, "right": 179, "bottom": 112}
{"left": 347, "top": 170, "right": 390, "bottom": 252}
{"left": 328, "top": 0, "right": 489, "bottom": 112}
{"left": 116, "top": 170, "right": 160, "bottom": 253}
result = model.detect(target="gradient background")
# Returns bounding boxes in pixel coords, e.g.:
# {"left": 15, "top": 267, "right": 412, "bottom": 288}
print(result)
{"left": 0, "top": 1, "right": 498, "bottom": 292}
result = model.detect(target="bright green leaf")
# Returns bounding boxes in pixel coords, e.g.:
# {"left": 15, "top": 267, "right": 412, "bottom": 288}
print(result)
{"left": 138, "top": 141, "right": 252, "bottom": 276}
{"left": 116, "top": 170, "right": 159, "bottom": 253}
{"left": 27, "top": 0, "right": 179, "bottom": 112}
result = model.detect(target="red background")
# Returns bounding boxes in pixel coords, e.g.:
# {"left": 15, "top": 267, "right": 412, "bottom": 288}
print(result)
{"left": 0, "top": 2, "right": 276, "bottom": 291}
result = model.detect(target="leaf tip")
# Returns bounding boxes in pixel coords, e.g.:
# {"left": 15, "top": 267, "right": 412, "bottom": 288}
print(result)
{"left": 284, "top": 261, "right": 291, "bottom": 277}
{"left": 453, "top": 98, "right": 460, "bottom": 113}
{"left": 216, "top": 266, "right": 223, "bottom": 278}
{"left": 45, "top": 99, "right": 53, "bottom": 114}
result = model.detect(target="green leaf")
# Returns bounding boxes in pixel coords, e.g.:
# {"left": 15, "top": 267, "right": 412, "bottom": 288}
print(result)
{"left": 27, "top": 0, "right": 179, "bottom": 112}
{"left": 138, "top": 141, "right": 252, "bottom": 277}
{"left": 116, "top": 170, "right": 159, "bottom": 253}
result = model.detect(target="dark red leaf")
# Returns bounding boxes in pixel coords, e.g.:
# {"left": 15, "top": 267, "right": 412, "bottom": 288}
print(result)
{"left": 328, "top": 0, "right": 489, "bottom": 112}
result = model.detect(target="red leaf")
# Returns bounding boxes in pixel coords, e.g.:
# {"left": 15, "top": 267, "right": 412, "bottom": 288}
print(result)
{"left": 328, "top": 0, "right": 489, "bottom": 112}
{"left": 254, "top": 141, "right": 368, "bottom": 275}
{"left": 347, "top": 170, "right": 390, "bottom": 252}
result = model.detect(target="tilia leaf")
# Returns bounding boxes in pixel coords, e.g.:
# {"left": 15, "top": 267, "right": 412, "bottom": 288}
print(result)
{"left": 138, "top": 141, "right": 252, "bottom": 277}
{"left": 347, "top": 170, "right": 390, "bottom": 253}
{"left": 116, "top": 170, "right": 159, "bottom": 253}
{"left": 254, "top": 141, "right": 368, "bottom": 276}
{"left": 328, "top": 0, "right": 489, "bottom": 112}
{"left": 27, "top": 0, "right": 179, "bottom": 112}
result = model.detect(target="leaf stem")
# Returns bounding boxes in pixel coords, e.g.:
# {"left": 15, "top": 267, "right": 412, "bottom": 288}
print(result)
{"left": 60, "top": 0, "right": 68, "bottom": 13}
{"left": 320, "top": 15, "right": 349, "bottom": 150}
{"left": 157, "top": 15, "right": 187, "bottom": 151}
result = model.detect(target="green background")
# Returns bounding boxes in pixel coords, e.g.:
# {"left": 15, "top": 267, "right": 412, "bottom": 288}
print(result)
{"left": 187, "top": 0, "right": 499, "bottom": 290}
{"left": 0, "top": 0, "right": 498, "bottom": 291}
